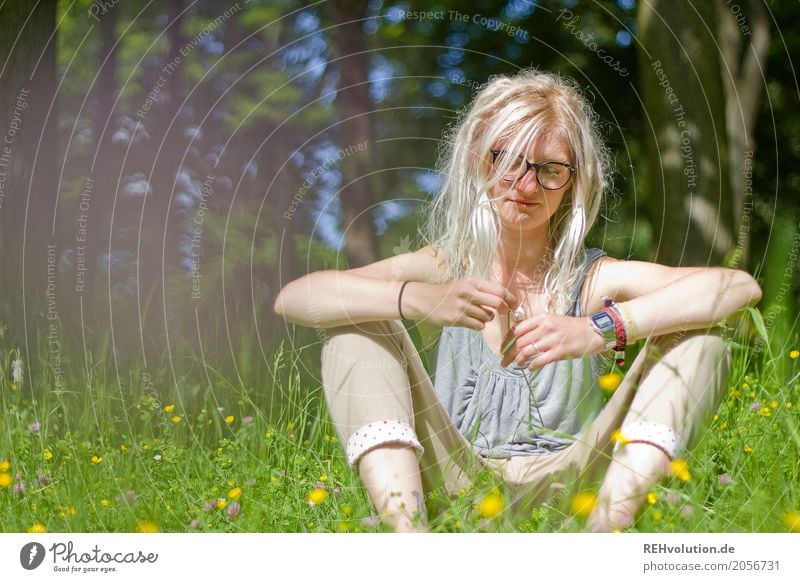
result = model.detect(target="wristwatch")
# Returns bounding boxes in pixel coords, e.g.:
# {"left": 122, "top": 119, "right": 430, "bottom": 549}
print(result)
{"left": 589, "top": 310, "right": 617, "bottom": 350}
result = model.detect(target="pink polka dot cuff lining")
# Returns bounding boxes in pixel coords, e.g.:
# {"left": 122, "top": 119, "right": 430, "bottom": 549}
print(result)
{"left": 613, "top": 420, "right": 683, "bottom": 459}
{"left": 345, "top": 420, "right": 425, "bottom": 468}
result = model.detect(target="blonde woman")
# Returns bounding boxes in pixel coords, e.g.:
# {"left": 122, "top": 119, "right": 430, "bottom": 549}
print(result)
{"left": 274, "top": 69, "right": 762, "bottom": 532}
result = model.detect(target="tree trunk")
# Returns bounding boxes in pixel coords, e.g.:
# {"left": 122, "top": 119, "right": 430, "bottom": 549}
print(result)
{"left": 328, "top": 0, "right": 379, "bottom": 268}
{"left": 0, "top": 0, "right": 57, "bottom": 346}
{"left": 637, "top": 0, "right": 734, "bottom": 266}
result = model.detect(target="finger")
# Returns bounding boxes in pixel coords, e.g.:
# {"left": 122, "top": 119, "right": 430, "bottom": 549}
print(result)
{"left": 466, "top": 290, "right": 510, "bottom": 314}
{"left": 476, "top": 280, "right": 519, "bottom": 311}
{"left": 464, "top": 304, "right": 493, "bottom": 325}
{"left": 513, "top": 312, "right": 547, "bottom": 336}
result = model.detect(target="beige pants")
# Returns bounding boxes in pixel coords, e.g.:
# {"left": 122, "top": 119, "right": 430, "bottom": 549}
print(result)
{"left": 320, "top": 319, "right": 731, "bottom": 516}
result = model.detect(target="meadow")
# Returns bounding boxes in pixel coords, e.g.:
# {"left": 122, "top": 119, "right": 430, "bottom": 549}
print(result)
{"left": 1, "top": 307, "right": 799, "bottom": 534}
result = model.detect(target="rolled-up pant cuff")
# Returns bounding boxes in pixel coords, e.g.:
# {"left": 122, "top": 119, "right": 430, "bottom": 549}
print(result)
{"left": 346, "top": 419, "right": 425, "bottom": 468}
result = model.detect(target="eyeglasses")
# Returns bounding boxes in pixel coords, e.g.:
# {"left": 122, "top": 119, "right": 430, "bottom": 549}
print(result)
{"left": 490, "top": 149, "right": 576, "bottom": 190}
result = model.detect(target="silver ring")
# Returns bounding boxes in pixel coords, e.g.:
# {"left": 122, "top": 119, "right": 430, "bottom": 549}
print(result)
{"left": 532, "top": 342, "right": 539, "bottom": 354}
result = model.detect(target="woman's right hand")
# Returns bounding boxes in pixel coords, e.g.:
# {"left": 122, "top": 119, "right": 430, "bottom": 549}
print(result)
{"left": 403, "top": 277, "right": 519, "bottom": 330}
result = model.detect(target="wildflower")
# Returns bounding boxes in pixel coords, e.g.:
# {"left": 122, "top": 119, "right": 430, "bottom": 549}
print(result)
{"left": 783, "top": 512, "right": 800, "bottom": 532}
{"left": 610, "top": 428, "right": 629, "bottom": 445}
{"left": 770, "top": 400, "right": 778, "bottom": 409}
{"left": 743, "top": 444, "right": 753, "bottom": 453}
{"left": 646, "top": 492, "right": 658, "bottom": 505}
{"left": 202, "top": 500, "right": 216, "bottom": 513}
{"left": 665, "top": 491, "right": 682, "bottom": 506}
{"left": 153, "top": 454, "right": 162, "bottom": 461}
{"left": 189, "top": 519, "right": 200, "bottom": 529}
{"left": 669, "top": 459, "right": 691, "bottom": 482}
{"left": 790, "top": 350, "right": 799, "bottom": 359}
{"left": 37, "top": 473, "right": 51, "bottom": 486}
{"left": 758, "top": 407, "right": 771, "bottom": 417}
{"left": 652, "top": 510, "right": 663, "bottom": 521}
{"left": 90, "top": 455, "right": 103, "bottom": 465}
{"left": 680, "top": 505, "right": 695, "bottom": 518}
{"left": 242, "top": 416, "right": 254, "bottom": 425}
{"left": 0, "top": 460, "right": 9, "bottom": 472}
{"left": 215, "top": 498, "right": 227, "bottom": 510}
{"left": 570, "top": 491, "right": 597, "bottom": 517}
{"left": 135, "top": 520, "right": 160, "bottom": 533}
{"left": 228, "top": 487, "right": 242, "bottom": 500}
{"left": 28, "top": 421, "right": 41, "bottom": 433}
{"left": 246, "top": 478, "right": 256, "bottom": 487}
{"left": 360, "top": 515, "right": 380, "bottom": 528}
{"left": 341, "top": 504, "right": 353, "bottom": 516}
{"left": 171, "top": 415, "right": 182, "bottom": 424}
{"left": 728, "top": 390, "right": 740, "bottom": 398}
{"left": 314, "top": 481, "right": 325, "bottom": 490}
{"left": 787, "top": 402, "right": 793, "bottom": 409}
{"left": 0, "top": 473, "right": 12, "bottom": 488}
{"left": 749, "top": 401, "right": 762, "bottom": 412}
{"left": 475, "top": 491, "right": 505, "bottom": 519}
{"left": 13, "top": 475, "right": 25, "bottom": 496}
{"left": 336, "top": 522, "right": 349, "bottom": 532}
{"left": 122, "top": 490, "right": 138, "bottom": 505}
{"left": 12, "top": 358, "right": 23, "bottom": 383}
{"left": 718, "top": 421, "right": 729, "bottom": 431}
{"left": 226, "top": 502, "right": 241, "bottom": 519}
{"left": 100, "top": 499, "right": 110, "bottom": 507}
{"left": 319, "top": 474, "right": 328, "bottom": 482}
{"left": 307, "top": 488, "right": 328, "bottom": 506}
{"left": 718, "top": 473, "right": 733, "bottom": 486}
{"left": 163, "top": 404, "right": 175, "bottom": 413}
{"left": 27, "top": 523, "right": 46, "bottom": 533}
{"left": 59, "top": 506, "right": 77, "bottom": 517}
{"left": 224, "top": 415, "right": 234, "bottom": 425}
{"left": 287, "top": 421, "right": 295, "bottom": 430}
{"left": 119, "top": 444, "right": 128, "bottom": 452}
{"left": 598, "top": 373, "right": 622, "bottom": 392}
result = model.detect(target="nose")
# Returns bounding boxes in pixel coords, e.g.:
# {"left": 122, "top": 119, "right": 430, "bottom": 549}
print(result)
{"left": 515, "top": 168, "right": 541, "bottom": 194}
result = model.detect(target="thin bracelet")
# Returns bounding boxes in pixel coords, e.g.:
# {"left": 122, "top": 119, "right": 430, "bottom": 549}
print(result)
{"left": 617, "top": 301, "right": 638, "bottom": 343}
{"left": 398, "top": 280, "right": 412, "bottom": 320}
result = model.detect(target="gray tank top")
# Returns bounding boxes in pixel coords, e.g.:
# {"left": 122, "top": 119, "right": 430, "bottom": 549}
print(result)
{"left": 432, "top": 247, "right": 609, "bottom": 459}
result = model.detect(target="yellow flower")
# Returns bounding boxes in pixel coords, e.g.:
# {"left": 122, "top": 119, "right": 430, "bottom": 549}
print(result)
{"left": 307, "top": 488, "right": 328, "bottom": 506}
{"left": 171, "top": 415, "right": 182, "bottom": 424}
{"left": 215, "top": 498, "right": 227, "bottom": 510}
{"left": 742, "top": 382, "right": 750, "bottom": 389}
{"left": 570, "top": 491, "right": 597, "bottom": 517}
{"left": 59, "top": 506, "right": 76, "bottom": 517}
{"left": 336, "top": 522, "right": 349, "bottom": 532}
{"left": 163, "top": 404, "right": 175, "bottom": 413}
{"left": 119, "top": 444, "right": 128, "bottom": 452}
{"left": 341, "top": 504, "right": 353, "bottom": 516}
{"left": 646, "top": 492, "right": 659, "bottom": 505}
{"left": 287, "top": 421, "right": 295, "bottom": 430}
{"left": 770, "top": 400, "right": 778, "bottom": 409}
{"left": 0, "top": 460, "right": 9, "bottom": 472}
{"left": 42, "top": 449, "right": 53, "bottom": 461}
{"left": 610, "top": 428, "right": 629, "bottom": 445}
{"left": 783, "top": 512, "right": 800, "bottom": 532}
{"left": 758, "top": 407, "right": 771, "bottom": 417}
{"left": 669, "top": 459, "right": 691, "bottom": 481}
{"left": 743, "top": 444, "right": 753, "bottom": 453}
{"left": 652, "top": 510, "right": 663, "bottom": 521}
{"left": 718, "top": 421, "right": 729, "bottom": 431}
{"left": 728, "top": 389, "right": 741, "bottom": 398}
{"left": 789, "top": 350, "right": 799, "bottom": 359}
{"left": 787, "top": 402, "right": 793, "bottom": 409}
{"left": 135, "top": 520, "right": 160, "bottom": 533}
{"left": 27, "top": 523, "right": 47, "bottom": 533}
{"left": 228, "top": 487, "right": 242, "bottom": 500}
{"left": 91, "top": 455, "right": 103, "bottom": 465}
{"left": 475, "top": 491, "right": 504, "bottom": 519}
{"left": 100, "top": 499, "right": 110, "bottom": 507}
{"left": 319, "top": 474, "right": 328, "bottom": 482}
{"left": 0, "top": 473, "right": 12, "bottom": 489}
{"left": 598, "top": 373, "right": 622, "bottom": 392}
{"left": 224, "top": 415, "right": 234, "bottom": 425}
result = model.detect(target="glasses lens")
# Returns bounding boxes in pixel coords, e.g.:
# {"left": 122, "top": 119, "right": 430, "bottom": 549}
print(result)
{"left": 537, "top": 163, "right": 571, "bottom": 189}
{"left": 492, "top": 151, "right": 527, "bottom": 180}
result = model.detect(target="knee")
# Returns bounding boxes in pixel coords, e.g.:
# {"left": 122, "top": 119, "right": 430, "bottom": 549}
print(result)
{"left": 320, "top": 320, "right": 409, "bottom": 373}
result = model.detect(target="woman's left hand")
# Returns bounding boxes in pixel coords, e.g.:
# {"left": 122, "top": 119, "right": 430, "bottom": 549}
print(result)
{"left": 500, "top": 312, "right": 608, "bottom": 369}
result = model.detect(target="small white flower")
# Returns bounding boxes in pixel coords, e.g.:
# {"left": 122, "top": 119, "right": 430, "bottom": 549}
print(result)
{"left": 153, "top": 454, "right": 162, "bottom": 461}
{"left": 12, "top": 359, "right": 23, "bottom": 383}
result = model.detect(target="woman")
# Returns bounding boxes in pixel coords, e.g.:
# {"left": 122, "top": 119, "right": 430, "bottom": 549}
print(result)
{"left": 273, "top": 69, "right": 762, "bottom": 532}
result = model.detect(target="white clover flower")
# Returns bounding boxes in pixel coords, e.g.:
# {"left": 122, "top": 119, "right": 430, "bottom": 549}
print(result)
{"left": 11, "top": 359, "right": 23, "bottom": 383}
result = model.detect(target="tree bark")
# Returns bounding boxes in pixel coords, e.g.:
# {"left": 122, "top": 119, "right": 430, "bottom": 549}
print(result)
{"left": 328, "top": 0, "right": 378, "bottom": 268}
{"left": 637, "top": 0, "right": 734, "bottom": 266}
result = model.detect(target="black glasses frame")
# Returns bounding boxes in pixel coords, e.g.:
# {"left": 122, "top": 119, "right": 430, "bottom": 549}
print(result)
{"left": 490, "top": 149, "right": 576, "bottom": 190}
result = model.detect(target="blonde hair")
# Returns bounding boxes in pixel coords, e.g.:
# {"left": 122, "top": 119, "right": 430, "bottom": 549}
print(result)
{"left": 419, "top": 68, "right": 613, "bottom": 314}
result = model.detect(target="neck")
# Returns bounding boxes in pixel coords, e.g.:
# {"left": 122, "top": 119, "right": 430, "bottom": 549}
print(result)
{"left": 493, "top": 229, "right": 553, "bottom": 289}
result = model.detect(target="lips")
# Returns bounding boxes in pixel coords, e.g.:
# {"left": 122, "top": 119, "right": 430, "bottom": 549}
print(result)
{"left": 510, "top": 199, "right": 539, "bottom": 207}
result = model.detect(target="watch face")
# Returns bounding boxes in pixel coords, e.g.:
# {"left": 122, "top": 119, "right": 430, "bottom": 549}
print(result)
{"left": 592, "top": 312, "right": 614, "bottom": 327}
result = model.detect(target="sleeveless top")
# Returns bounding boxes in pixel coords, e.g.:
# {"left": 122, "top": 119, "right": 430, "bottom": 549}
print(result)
{"left": 432, "top": 247, "right": 609, "bottom": 459}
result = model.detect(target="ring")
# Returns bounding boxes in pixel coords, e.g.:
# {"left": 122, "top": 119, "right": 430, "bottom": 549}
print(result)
{"left": 532, "top": 342, "right": 539, "bottom": 354}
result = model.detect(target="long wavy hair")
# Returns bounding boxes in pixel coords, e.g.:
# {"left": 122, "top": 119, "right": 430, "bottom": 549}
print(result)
{"left": 419, "top": 68, "right": 613, "bottom": 314}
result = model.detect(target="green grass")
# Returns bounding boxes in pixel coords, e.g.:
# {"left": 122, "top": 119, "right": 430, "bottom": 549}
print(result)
{"left": 1, "top": 312, "right": 799, "bottom": 533}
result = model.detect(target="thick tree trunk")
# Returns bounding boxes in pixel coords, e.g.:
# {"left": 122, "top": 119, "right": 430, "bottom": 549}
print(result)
{"left": 328, "top": 0, "right": 379, "bottom": 268}
{"left": 637, "top": 0, "right": 734, "bottom": 266}
{"left": 0, "top": 0, "right": 57, "bottom": 345}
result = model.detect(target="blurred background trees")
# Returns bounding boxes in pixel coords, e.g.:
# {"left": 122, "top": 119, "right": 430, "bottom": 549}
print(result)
{"left": 0, "top": 0, "right": 797, "bottom": 397}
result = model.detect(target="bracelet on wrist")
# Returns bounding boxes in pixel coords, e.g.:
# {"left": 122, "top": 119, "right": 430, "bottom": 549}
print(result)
{"left": 397, "top": 280, "right": 412, "bottom": 321}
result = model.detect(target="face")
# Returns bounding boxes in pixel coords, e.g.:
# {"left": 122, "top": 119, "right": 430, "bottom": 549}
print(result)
{"left": 486, "top": 132, "right": 574, "bottom": 235}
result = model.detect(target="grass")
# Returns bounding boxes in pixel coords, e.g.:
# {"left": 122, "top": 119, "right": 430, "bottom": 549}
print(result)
{"left": 1, "top": 311, "right": 799, "bottom": 534}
